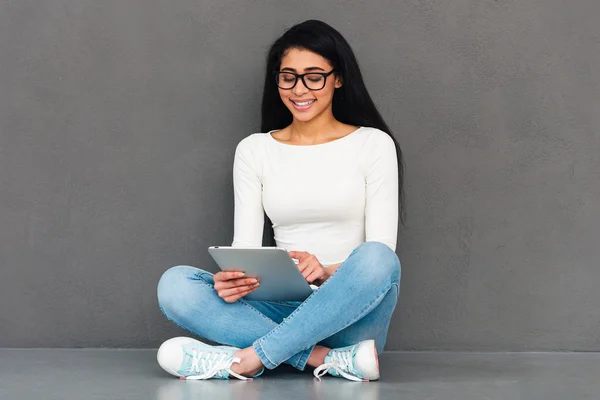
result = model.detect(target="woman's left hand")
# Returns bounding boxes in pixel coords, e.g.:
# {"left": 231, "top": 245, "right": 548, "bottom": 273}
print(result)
{"left": 288, "top": 251, "right": 329, "bottom": 286}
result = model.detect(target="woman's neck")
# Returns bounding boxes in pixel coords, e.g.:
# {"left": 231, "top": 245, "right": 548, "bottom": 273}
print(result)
{"left": 289, "top": 111, "right": 340, "bottom": 145}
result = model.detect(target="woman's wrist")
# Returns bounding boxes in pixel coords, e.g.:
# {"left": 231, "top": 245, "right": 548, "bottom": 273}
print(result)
{"left": 316, "top": 262, "right": 342, "bottom": 286}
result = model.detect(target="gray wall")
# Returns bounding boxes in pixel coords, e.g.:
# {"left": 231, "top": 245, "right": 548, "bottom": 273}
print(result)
{"left": 1, "top": 0, "right": 599, "bottom": 350}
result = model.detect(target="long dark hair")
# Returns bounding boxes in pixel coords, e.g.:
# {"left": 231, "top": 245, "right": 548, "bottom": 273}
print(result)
{"left": 260, "top": 19, "right": 405, "bottom": 246}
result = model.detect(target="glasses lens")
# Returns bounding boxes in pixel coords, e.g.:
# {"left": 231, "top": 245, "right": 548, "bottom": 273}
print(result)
{"left": 304, "top": 74, "right": 326, "bottom": 90}
{"left": 276, "top": 73, "right": 296, "bottom": 89}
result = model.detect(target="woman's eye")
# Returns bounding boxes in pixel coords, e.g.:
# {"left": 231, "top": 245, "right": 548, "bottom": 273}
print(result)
{"left": 307, "top": 76, "right": 324, "bottom": 82}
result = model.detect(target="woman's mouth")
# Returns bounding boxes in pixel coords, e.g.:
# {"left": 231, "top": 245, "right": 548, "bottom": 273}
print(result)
{"left": 290, "top": 99, "right": 316, "bottom": 112}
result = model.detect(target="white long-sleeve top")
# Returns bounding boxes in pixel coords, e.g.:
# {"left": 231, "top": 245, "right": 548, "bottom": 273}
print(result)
{"left": 231, "top": 126, "right": 398, "bottom": 266}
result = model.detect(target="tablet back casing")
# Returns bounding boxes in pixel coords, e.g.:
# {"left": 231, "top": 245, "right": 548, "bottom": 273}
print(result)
{"left": 208, "top": 247, "right": 314, "bottom": 301}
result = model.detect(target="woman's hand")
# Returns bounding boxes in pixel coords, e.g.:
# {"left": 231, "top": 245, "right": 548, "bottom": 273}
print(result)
{"left": 288, "top": 251, "right": 329, "bottom": 286}
{"left": 213, "top": 271, "right": 260, "bottom": 303}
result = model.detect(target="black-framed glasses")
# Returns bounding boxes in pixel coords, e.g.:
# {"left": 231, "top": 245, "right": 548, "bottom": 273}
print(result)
{"left": 273, "top": 70, "right": 336, "bottom": 90}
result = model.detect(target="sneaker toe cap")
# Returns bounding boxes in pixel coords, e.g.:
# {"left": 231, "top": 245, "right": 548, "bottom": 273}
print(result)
{"left": 157, "top": 337, "right": 190, "bottom": 377}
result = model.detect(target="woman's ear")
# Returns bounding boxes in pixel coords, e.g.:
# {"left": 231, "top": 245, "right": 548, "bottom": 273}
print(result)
{"left": 335, "top": 74, "right": 343, "bottom": 88}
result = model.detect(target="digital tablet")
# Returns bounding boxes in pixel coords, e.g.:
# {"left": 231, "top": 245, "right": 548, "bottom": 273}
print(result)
{"left": 207, "top": 246, "right": 314, "bottom": 301}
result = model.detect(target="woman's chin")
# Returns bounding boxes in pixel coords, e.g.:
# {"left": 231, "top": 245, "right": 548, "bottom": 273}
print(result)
{"left": 294, "top": 115, "right": 314, "bottom": 123}
{"left": 289, "top": 109, "right": 317, "bottom": 122}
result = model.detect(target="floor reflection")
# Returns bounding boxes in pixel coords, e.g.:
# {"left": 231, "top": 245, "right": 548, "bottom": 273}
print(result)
{"left": 155, "top": 377, "right": 381, "bottom": 400}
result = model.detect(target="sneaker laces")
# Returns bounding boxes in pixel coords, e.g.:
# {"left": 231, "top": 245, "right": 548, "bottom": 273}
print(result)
{"left": 181, "top": 349, "right": 250, "bottom": 381}
{"left": 313, "top": 349, "right": 366, "bottom": 382}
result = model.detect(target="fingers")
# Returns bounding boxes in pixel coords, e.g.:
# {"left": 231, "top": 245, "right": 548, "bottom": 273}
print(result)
{"left": 292, "top": 252, "right": 325, "bottom": 283}
{"left": 221, "top": 283, "right": 260, "bottom": 303}
{"left": 297, "top": 254, "right": 318, "bottom": 274}
{"left": 214, "top": 277, "right": 258, "bottom": 291}
{"left": 219, "top": 281, "right": 260, "bottom": 299}
{"left": 299, "top": 257, "right": 326, "bottom": 283}
{"left": 305, "top": 268, "right": 325, "bottom": 284}
{"left": 299, "top": 262, "right": 311, "bottom": 276}
{"left": 214, "top": 270, "right": 261, "bottom": 302}
{"left": 214, "top": 270, "right": 245, "bottom": 282}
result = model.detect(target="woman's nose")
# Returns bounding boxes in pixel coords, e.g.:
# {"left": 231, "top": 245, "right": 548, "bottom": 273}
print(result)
{"left": 293, "top": 79, "right": 309, "bottom": 96}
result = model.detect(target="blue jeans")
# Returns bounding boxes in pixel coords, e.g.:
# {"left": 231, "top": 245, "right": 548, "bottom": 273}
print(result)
{"left": 157, "top": 241, "right": 401, "bottom": 371}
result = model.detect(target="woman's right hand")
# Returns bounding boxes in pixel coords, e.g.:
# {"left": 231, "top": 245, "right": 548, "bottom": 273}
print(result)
{"left": 213, "top": 271, "right": 260, "bottom": 303}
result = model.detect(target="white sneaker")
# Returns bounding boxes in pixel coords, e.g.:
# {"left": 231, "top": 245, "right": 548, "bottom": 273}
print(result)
{"left": 313, "top": 339, "right": 380, "bottom": 382}
{"left": 157, "top": 336, "right": 263, "bottom": 380}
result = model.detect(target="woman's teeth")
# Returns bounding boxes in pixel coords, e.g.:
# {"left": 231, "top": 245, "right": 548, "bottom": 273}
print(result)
{"left": 293, "top": 100, "right": 315, "bottom": 106}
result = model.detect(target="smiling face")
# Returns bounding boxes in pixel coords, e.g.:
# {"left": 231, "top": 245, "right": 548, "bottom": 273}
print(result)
{"left": 277, "top": 48, "right": 342, "bottom": 123}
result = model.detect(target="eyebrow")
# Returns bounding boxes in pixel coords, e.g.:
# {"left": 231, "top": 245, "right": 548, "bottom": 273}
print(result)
{"left": 280, "top": 66, "right": 326, "bottom": 72}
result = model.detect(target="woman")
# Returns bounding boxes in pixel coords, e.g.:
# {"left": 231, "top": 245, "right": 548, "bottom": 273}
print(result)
{"left": 156, "top": 19, "right": 404, "bottom": 382}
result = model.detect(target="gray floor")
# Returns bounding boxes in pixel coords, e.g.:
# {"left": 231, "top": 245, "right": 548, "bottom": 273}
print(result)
{"left": 1, "top": 349, "right": 599, "bottom": 400}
